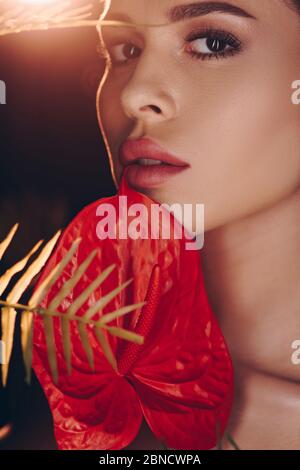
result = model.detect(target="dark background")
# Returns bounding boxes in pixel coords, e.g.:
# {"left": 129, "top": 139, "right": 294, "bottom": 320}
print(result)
{"left": 0, "top": 6, "right": 116, "bottom": 449}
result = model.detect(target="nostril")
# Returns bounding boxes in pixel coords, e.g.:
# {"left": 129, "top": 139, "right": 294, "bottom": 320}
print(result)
{"left": 141, "top": 104, "right": 161, "bottom": 114}
{"left": 150, "top": 105, "right": 161, "bottom": 114}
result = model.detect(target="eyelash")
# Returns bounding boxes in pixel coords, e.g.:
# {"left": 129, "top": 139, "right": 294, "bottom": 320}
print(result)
{"left": 186, "top": 27, "right": 242, "bottom": 61}
{"left": 96, "top": 27, "right": 242, "bottom": 66}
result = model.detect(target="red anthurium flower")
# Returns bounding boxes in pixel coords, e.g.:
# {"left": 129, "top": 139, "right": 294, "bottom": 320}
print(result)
{"left": 32, "top": 169, "right": 234, "bottom": 450}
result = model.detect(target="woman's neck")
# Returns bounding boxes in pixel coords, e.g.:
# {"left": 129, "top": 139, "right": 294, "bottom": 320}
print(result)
{"left": 201, "top": 186, "right": 300, "bottom": 449}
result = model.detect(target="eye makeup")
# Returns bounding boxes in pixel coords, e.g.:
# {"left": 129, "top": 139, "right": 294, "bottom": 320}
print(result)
{"left": 184, "top": 26, "right": 243, "bottom": 61}
{"left": 96, "top": 21, "right": 245, "bottom": 66}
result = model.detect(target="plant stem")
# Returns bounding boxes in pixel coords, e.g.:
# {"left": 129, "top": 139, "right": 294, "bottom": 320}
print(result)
{"left": 0, "top": 300, "right": 143, "bottom": 343}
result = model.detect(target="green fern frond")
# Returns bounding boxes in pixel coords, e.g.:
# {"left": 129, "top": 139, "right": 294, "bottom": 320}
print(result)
{"left": 1, "top": 228, "right": 61, "bottom": 386}
{"left": 0, "top": 224, "right": 145, "bottom": 386}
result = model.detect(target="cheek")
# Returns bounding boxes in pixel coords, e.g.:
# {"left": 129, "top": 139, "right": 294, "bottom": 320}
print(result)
{"left": 224, "top": 75, "right": 300, "bottom": 204}
{"left": 184, "top": 62, "right": 300, "bottom": 226}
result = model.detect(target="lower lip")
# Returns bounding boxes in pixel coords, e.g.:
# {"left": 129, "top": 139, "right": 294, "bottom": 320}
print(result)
{"left": 125, "top": 163, "right": 189, "bottom": 189}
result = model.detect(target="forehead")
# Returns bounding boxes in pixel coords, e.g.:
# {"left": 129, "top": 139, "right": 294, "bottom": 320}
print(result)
{"left": 103, "top": 0, "right": 169, "bottom": 22}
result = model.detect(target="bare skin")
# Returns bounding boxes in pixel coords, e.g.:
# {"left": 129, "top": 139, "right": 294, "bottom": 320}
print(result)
{"left": 202, "top": 186, "right": 300, "bottom": 449}
{"left": 96, "top": 0, "right": 300, "bottom": 449}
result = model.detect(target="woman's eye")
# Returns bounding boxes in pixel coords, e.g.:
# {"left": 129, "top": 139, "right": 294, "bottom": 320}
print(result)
{"left": 186, "top": 29, "right": 242, "bottom": 61}
{"left": 96, "top": 28, "right": 241, "bottom": 67}
{"left": 109, "top": 43, "right": 141, "bottom": 65}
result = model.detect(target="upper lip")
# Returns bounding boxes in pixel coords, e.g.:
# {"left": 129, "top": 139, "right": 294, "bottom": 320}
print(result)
{"left": 119, "top": 137, "right": 190, "bottom": 167}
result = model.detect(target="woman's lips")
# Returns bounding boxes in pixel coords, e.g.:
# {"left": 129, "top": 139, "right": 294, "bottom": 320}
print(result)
{"left": 119, "top": 137, "right": 190, "bottom": 189}
{"left": 125, "top": 163, "right": 189, "bottom": 189}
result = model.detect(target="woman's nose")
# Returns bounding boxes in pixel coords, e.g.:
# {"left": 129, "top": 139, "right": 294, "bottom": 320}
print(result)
{"left": 120, "top": 53, "right": 178, "bottom": 123}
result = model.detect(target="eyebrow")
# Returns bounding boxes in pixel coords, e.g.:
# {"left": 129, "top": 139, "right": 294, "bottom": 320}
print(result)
{"left": 166, "top": 1, "right": 257, "bottom": 22}
{"left": 105, "top": 1, "right": 257, "bottom": 24}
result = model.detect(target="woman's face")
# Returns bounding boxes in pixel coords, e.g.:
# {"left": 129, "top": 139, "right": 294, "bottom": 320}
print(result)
{"left": 96, "top": 0, "right": 300, "bottom": 232}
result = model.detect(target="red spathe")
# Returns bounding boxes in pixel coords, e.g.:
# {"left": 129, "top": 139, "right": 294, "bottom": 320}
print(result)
{"left": 32, "top": 170, "right": 234, "bottom": 450}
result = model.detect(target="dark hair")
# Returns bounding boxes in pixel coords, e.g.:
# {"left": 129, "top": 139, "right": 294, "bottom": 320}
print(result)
{"left": 287, "top": 0, "right": 300, "bottom": 13}
{"left": 101, "top": 0, "right": 300, "bottom": 16}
